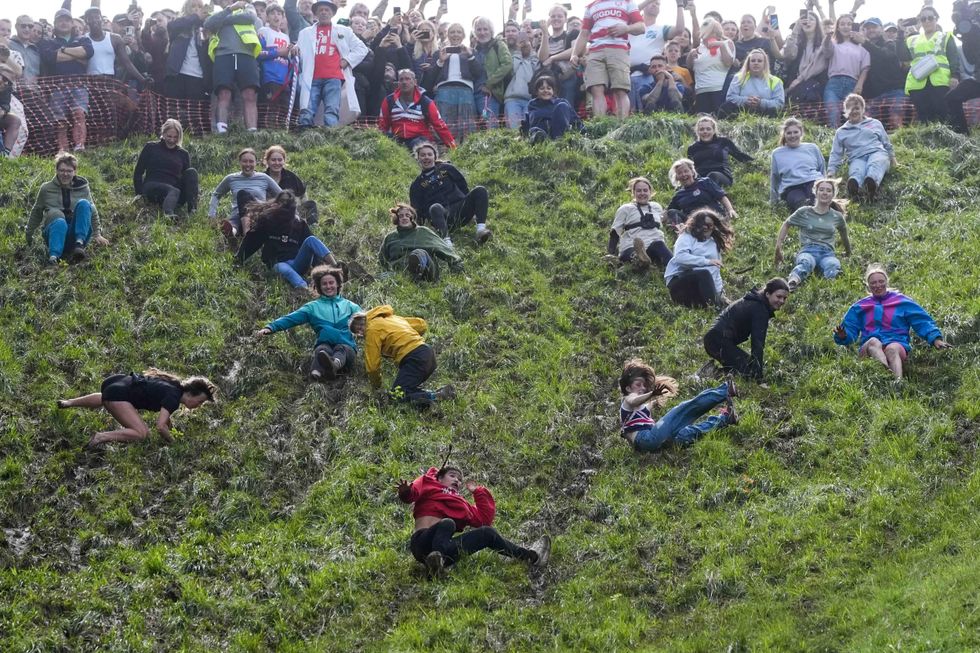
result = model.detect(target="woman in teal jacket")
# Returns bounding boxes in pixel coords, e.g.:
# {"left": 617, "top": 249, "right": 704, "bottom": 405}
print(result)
{"left": 255, "top": 265, "right": 362, "bottom": 380}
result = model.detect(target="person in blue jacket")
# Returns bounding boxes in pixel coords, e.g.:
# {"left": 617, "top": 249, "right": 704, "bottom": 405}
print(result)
{"left": 520, "top": 75, "right": 582, "bottom": 143}
{"left": 834, "top": 264, "right": 951, "bottom": 381}
{"left": 255, "top": 265, "right": 362, "bottom": 380}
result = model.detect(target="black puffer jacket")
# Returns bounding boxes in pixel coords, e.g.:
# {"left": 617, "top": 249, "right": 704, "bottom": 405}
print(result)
{"left": 704, "top": 290, "right": 774, "bottom": 379}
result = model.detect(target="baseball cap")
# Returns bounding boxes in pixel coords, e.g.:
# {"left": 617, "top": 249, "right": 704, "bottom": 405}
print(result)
{"left": 862, "top": 17, "right": 883, "bottom": 27}
{"left": 54, "top": 9, "right": 73, "bottom": 20}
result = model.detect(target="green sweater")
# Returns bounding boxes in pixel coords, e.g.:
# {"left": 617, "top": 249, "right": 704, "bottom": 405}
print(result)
{"left": 379, "top": 225, "right": 463, "bottom": 272}
{"left": 26, "top": 176, "right": 102, "bottom": 245}
{"left": 481, "top": 38, "right": 514, "bottom": 102}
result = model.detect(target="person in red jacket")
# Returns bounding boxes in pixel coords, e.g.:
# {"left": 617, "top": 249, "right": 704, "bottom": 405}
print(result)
{"left": 378, "top": 68, "right": 456, "bottom": 151}
{"left": 396, "top": 465, "right": 551, "bottom": 576}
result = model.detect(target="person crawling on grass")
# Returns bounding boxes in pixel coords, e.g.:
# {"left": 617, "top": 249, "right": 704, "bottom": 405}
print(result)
{"left": 26, "top": 151, "right": 110, "bottom": 266}
{"left": 379, "top": 203, "right": 463, "bottom": 282}
{"left": 618, "top": 358, "right": 739, "bottom": 453}
{"left": 56, "top": 368, "right": 217, "bottom": 448}
{"left": 255, "top": 266, "right": 362, "bottom": 380}
{"left": 234, "top": 190, "right": 338, "bottom": 290}
{"left": 396, "top": 464, "right": 551, "bottom": 576}
{"left": 349, "top": 306, "right": 455, "bottom": 406}
{"left": 833, "top": 264, "right": 951, "bottom": 381}
{"left": 606, "top": 176, "right": 672, "bottom": 271}
{"left": 701, "top": 277, "right": 790, "bottom": 381}
{"left": 208, "top": 147, "right": 283, "bottom": 240}
{"left": 774, "top": 178, "right": 851, "bottom": 291}
{"left": 409, "top": 141, "right": 493, "bottom": 247}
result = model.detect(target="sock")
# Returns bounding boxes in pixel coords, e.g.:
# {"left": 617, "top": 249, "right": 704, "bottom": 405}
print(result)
{"left": 247, "top": 127, "right": 258, "bottom": 132}
{"left": 444, "top": 237, "right": 453, "bottom": 247}
{"left": 476, "top": 223, "right": 488, "bottom": 233}
{"left": 216, "top": 122, "right": 228, "bottom": 134}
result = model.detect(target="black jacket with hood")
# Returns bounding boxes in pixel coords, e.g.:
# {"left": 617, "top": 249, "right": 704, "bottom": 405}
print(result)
{"left": 704, "top": 289, "right": 775, "bottom": 379}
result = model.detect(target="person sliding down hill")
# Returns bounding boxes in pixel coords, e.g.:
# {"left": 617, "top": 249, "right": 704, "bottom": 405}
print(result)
{"left": 607, "top": 176, "right": 672, "bottom": 270}
{"left": 409, "top": 141, "right": 493, "bottom": 246}
{"left": 396, "top": 464, "right": 551, "bottom": 576}
{"left": 255, "top": 265, "right": 361, "bottom": 380}
{"left": 379, "top": 203, "right": 462, "bottom": 282}
{"left": 618, "top": 358, "right": 738, "bottom": 453}
{"left": 56, "top": 368, "right": 217, "bottom": 448}
{"left": 348, "top": 306, "right": 455, "bottom": 407}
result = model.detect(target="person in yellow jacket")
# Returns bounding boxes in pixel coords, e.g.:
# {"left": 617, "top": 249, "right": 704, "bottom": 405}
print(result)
{"left": 898, "top": 6, "right": 961, "bottom": 123}
{"left": 204, "top": 0, "right": 264, "bottom": 132}
{"left": 349, "top": 306, "right": 455, "bottom": 406}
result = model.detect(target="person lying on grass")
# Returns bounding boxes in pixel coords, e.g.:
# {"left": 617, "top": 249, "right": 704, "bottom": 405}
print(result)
{"left": 349, "top": 306, "right": 455, "bottom": 407}
{"left": 57, "top": 368, "right": 217, "bottom": 448}
{"left": 255, "top": 265, "right": 362, "bottom": 381}
{"left": 774, "top": 178, "right": 851, "bottom": 292}
{"left": 396, "top": 464, "right": 551, "bottom": 576}
{"left": 607, "top": 176, "right": 672, "bottom": 271}
{"left": 833, "top": 263, "right": 951, "bottom": 381}
{"left": 379, "top": 203, "right": 463, "bottom": 282}
{"left": 618, "top": 358, "right": 738, "bottom": 453}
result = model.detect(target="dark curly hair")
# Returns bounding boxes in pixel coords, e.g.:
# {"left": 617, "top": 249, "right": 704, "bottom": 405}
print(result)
{"left": 685, "top": 208, "right": 734, "bottom": 253}
{"left": 618, "top": 358, "right": 678, "bottom": 408}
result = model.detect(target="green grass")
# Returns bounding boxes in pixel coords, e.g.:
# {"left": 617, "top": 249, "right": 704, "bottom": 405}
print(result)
{"left": 1, "top": 115, "right": 979, "bottom": 651}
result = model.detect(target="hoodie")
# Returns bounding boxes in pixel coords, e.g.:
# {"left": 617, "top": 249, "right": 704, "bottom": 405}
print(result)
{"left": 834, "top": 290, "right": 942, "bottom": 352}
{"left": 827, "top": 117, "right": 894, "bottom": 175}
{"left": 379, "top": 224, "right": 463, "bottom": 272}
{"left": 26, "top": 176, "right": 103, "bottom": 245}
{"left": 704, "top": 290, "right": 775, "bottom": 379}
{"left": 399, "top": 467, "right": 496, "bottom": 531}
{"left": 362, "top": 305, "right": 429, "bottom": 387}
{"left": 266, "top": 294, "right": 363, "bottom": 349}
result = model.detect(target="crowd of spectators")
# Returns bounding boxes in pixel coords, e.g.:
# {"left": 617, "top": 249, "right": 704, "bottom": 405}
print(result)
{"left": 3, "top": 0, "right": 980, "bottom": 156}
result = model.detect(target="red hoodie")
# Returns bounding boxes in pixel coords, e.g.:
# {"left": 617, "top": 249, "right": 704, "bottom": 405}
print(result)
{"left": 399, "top": 467, "right": 496, "bottom": 532}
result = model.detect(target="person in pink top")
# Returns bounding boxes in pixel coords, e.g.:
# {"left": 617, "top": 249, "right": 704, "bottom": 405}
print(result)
{"left": 397, "top": 465, "right": 552, "bottom": 576}
{"left": 569, "top": 0, "right": 646, "bottom": 119}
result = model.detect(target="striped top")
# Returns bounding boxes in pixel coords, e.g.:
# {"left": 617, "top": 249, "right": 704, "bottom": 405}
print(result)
{"left": 583, "top": 0, "right": 643, "bottom": 52}
{"left": 621, "top": 400, "right": 655, "bottom": 433}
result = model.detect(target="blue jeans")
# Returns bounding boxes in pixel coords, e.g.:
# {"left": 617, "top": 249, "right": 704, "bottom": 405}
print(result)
{"left": 823, "top": 75, "right": 856, "bottom": 127}
{"left": 847, "top": 151, "right": 891, "bottom": 186}
{"left": 631, "top": 383, "right": 729, "bottom": 452}
{"left": 300, "top": 78, "right": 342, "bottom": 127}
{"left": 791, "top": 243, "right": 841, "bottom": 282}
{"left": 43, "top": 200, "right": 92, "bottom": 259}
{"left": 475, "top": 91, "right": 500, "bottom": 127}
{"left": 273, "top": 236, "right": 331, "bottom": 288}
{"left": 560, "top": 75, "right": 579, "bottom": 106}
{"left": 503, "top": 98, "right": 529, "bottom": 129}
{"left": 630, "top": 73, "right": 654, "bottom": 112}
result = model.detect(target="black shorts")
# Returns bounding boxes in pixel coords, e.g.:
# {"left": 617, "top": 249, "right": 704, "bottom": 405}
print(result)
{"left": 213, "top": 53, "right": 261, "bottom": 92}
{"left": 100, "top": 374, "right": 133, "bottom": 402}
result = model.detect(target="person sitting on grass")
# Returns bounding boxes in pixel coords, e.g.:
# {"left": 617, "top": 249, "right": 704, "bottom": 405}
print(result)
{"left": 26, "top": 151, "right": 110, "bottom": 266}
{"left": 685, "top": 115, "right": 753, "bottom": 189}
{"left": 607, "top": 176, "right": 672, "bottom": 270}
{"left": 349, "top": 306, "right": 455, "bottom": 407}
{"left": 262, "top": 145, "right": 319, "bottom": 224}
{"left": 255, "top": 265, "right": 362, "bottom": 380}
{"left": 520, "top": 75, "right": 582, "bottom": 144}
{"left": 718, "top": 48, "right": 785, "bottom": 118}
{"left": 701, "top": 277, "right": 790, "bottom": 381}
{"left": 827, "top": 93, "right": 896, "bottom": 202}
{"left": 770, "top": 116, "right": 827, "bottom": 212}
{"left": 379, "top": 203, "right": 462, "bottom": 282}
{"left": 774, "top": 178, "right": 851, "bottom": 291}
{"left": 235, "top": 190, "right": 337, "bottom": 290}
{"left": 396, "top": 464, "right": 551, "bottom": 576}
{"left": 208, "top": 147, "right": 283, "bottom": 240}
{"left": 618, "top": 358, "right": 738, "bottom": 453}
{"left": 663, "top": 208, "right": 734, "bottom": 309}
{"left": 833, "top": 264, "right": 951, "bottom": 381}
{"left": 665, "top": 158, "right": 737, "bottom": 229}
{"left": 133, "top": 118, "right": 199, "bottom": 219}
{"left": 409, "top": 141, "right": 493, "bottom": 246}
{"left": 56, "top": 368, "right": 217, "bottom": 448}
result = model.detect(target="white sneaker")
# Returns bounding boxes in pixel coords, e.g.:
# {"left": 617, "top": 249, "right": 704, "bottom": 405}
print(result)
{"left": 444, "top": 237, "right": 454, "bottom": 247}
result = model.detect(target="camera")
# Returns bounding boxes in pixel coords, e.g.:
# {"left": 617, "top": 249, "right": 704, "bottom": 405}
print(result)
{"left": 952, "top": 0, "right": 979, "bottom": 35}
{"left": 639, "top": 212, "right": 661, "bottom": 230}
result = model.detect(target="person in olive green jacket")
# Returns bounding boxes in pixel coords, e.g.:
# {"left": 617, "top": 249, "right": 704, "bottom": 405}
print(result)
{"left": 379, "top": 203, "right": 463, "bottom": 282}
{"left": 472, "top": 16, "right": 513, "bottom": 127}
{"left": 26, "top": 152, "right": 109, "bottom": 265}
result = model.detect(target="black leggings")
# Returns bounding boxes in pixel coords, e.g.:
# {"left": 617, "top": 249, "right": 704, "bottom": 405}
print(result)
{"left": 704, "top": 330, "right": 760, "bottom": 379}
{"left": 393, "top": 344, "right": 437, "bottom": 404}
{"left": 619, "top": 239, "right": 672, "bottom": 268}
{"left": 428, "top": 186, "right": 489, "bottom": 237}
{"left": 909, "top": 80, "right": 949, "bottom": 124}
{"left": 781, "top": 181, "right": 816, "bottom": 213}
{"left": 312, "top": 342, "right": 355, "bottom": 374}
{"left": 668, "top": 269, "right": 717, "bottom": 307}
{"left": 409, "top": 518, "right": 535, "bottom": 565}
{"left": 142, "top": 168, "right": 200, "bottom": 215}
{"left": 946, "top": 78, "right": 980, "bottom": 134}
{"left": 705, "top": 170, "right": 733, "bottom": 188}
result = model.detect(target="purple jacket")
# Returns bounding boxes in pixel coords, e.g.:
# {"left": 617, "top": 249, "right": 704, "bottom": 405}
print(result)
{"left": 834, "top": 291, "right": 942, "bottom": 351}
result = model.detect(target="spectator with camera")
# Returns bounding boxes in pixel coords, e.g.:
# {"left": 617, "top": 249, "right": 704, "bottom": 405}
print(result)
{"left": 898, "top": 5, "right": 960, "bottom": 124}
{"left": 946, "top": 0, "right": 980, "bottom": 133}
{"left": 503, "top": 32, "right": 539, "bottom": 128}
{"left": 425, "top": 23, "right": 481, "bottom": 143}
{"left": 688, "top": 18, "right": 735, "bottom": 114}
{"left": 366, "top": 14, "right": 413, "bottom": 116}
{"left": 141, "top": 11, "right": 170, "bottom": 84}
{"left": 781, "top": 10, "right": 826, "bottom": 105}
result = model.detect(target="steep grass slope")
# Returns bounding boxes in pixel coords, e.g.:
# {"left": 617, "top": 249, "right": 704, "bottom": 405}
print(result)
{"left": 1, "top": 116, "right": 979, "bottom": 652}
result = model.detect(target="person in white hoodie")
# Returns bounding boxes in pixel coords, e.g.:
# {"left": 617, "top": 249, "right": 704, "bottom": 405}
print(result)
{"left": 827, "top": 93, "right": 897, "bottom": 202}
{"left": 663, "top": 208, "right": 734, "bottom": 309}
{"left": 293, "top": 0, "right": 369, "bottom": 127}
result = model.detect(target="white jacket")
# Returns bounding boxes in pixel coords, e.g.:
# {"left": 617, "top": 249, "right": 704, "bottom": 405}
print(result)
{"left": 296, "top": 22, "right": 369, "bottom": 122}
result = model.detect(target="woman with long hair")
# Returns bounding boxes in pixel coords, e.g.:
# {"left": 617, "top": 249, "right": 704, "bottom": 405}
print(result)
{"left": 774, "top": 178, "right": 851, "bottom": 291}
{"left": 262, "top": 145, "right": 318, "bottom": 223}
{"left": 769, "top": 117, "right": 827, "bottom": 212}
{"left": 719, "top": 48, "right": 785, "bottom": 117}
{"left": 663, "top": 208, "right": 734, "bottom": 309}
{"left": 411, "top": 20, "right": 440, "bottom": 79}
{"left": 686, "top": 115, "right": 753, "bottom": 188}
{"left": 820, "top": 14, "right": 870, "bottom": 126}
{"left": 782, "top": 10, "right": 826, "bottom": 105}
{"left": 57, "top": 368, "right": 217, "bottom": 448}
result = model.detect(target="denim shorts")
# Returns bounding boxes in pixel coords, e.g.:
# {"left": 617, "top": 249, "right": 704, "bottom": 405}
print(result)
{"left": 50, "top": 86, "right": 90, "bottom": 119}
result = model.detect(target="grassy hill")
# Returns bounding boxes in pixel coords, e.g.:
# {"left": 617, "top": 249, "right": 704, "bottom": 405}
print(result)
{"left": 1, "top": 115, "right": 979, "bottom": 652}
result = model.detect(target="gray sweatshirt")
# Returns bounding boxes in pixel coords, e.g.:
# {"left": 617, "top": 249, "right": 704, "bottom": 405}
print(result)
{"left": 204, "top": 7, "right": 263, "bottom": 58}
{"left": 209, "top": 172, "right": 283, "bottom": 224}
{"left": 770, "top": 143, "right": 826, "bottom": 204}
{"left": 504, "top": 52, "right": 539, "bottom": 101}
{"left": 827, "top": 117, "right": 894, "bottom": 174}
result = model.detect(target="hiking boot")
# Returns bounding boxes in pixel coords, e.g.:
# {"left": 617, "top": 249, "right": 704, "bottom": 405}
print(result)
{"left": 424, "top": 551, "right": 445, "bottom": 577}
{"left": 407, "top": 250, "right": 428, "bottom": 279}
{"left": 696, "top": 360, "right": 721, "bottom": 380}
{"left": 530, "top": 535, "right": 552, "bottom": 568}
{"left": 726, "top": 374, "right": 739, "bottom": 398}
{"left": 68, "top": 243, "right": 88, "bottom": 263}
{"left": 632, "top": 238, "right": 651, "bottom": 269}
{"left": 787, "top": 275, "right": 801, "bottom": 292}
{"left": 476, "top": 227, "right": 493, "bottom": 244}
{"left": 434, "top": 384, "right": 456, "bottom": 401}
{"left": 720, "top": 404, "right": 739, "bottom": 425}
{"left": 864, "top": 178, "right": 878, "bottom": 202}
{"left": 47, "top": 255, "right": 60, "bottom": 266}
{"left": 315, "top": 349, "right": 336, "bottom": 380}
{"left": 846, "top": 178, "right": 861, "bottom": 199}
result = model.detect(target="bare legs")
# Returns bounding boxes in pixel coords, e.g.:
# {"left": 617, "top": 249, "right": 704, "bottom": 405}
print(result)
{"left": 57, "top": 394, "right": 151, "bottom": 446}
{"left": 242, "top": 88, "right": 258, "bottom": 131}
{"left": 863, "top": 338, "right": 906, "bottom": 380}
{"left": 588, "top": 86, "right": 631, "bottom": 119}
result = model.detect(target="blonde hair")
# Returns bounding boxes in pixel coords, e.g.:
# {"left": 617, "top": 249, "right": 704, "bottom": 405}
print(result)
{"left": 738, "top": 48, "right": 771, "bottom": 83}
{"left": 263, "top": 144, "right": 287, "bottom": 165}
{"left": 694, "top": 115, "right": 718, "bottom": 135}
{"left": 700, "top": 18, "right": 723, "bottom": 42}
{"left": 627, "top": 176, "right": 654, "bottom": 195}
{"left": 864, "top": 263, "right": 889, "bottom": 285}
{"left": 54, "top": 152, "right": 78, "bottom": 170}
{"left": 843, "top": 92, "right": 865, "bottom": 112}
{"left": 413, "top": 20, "right": 437, "bottom": 58}
{"left": 779, "top": 117, "right": 804, "bottom": 145}
{"left": 668, "top": 158, "right": 697, "bottom": 188}
{"left": 160, "top": 118, "right": 184, "bottom": 146}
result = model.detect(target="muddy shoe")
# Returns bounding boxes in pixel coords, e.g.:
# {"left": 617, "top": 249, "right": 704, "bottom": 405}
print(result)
{"left": 787, "top": 275, "right": 801, "bottom": 292}
{"left": 424, "top": 551, "right": 445, "bottom": 577}
{"left": 530, "top": 535, "right": 552, "bottom": 568}
{"left": 847, "top": 178, "right": 861, "bottom": 199}
{"left": 726, "top": 374, "right": 739, "bottom": 398}
{"left": 434, "top": 384, "right": 456, "bottom": 401}
{"left": 695, "top": 360, "right": 720, "bottom": 380}
{"left": 720, "top": 404, "right": 739, "bottom": 425}
{"left": 68, "top": 243, "right": 88, "bottom": 263}
{"left": 476, "top": 227, "right": 493, "bottom": 244}
{"left": 864, "top": 177, "right": 878, "bottom": 202}
{"left": 632, "top": 237, "right": 651, "bottom": 269}
{"left": 316, "top": 349, "right": 336, "bottom": 380}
